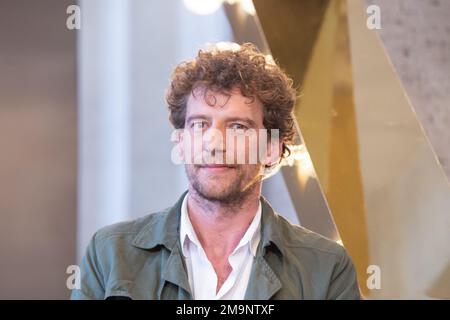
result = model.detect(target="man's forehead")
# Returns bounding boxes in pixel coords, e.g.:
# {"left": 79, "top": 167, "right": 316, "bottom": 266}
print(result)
{"left": 187, "top": 87, "right": 262, "bottom": 114}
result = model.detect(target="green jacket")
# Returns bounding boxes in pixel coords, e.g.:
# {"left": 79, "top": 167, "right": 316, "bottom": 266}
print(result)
{"left": 71, "top": 192, "right": 361, "bottom": 300}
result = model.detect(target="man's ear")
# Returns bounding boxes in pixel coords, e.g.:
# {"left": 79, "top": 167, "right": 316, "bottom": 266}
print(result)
{"left": 262, "top": 139, "right": 282, "bottom": 167}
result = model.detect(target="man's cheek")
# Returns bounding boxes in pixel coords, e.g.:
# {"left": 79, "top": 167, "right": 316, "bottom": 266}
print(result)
{"left": 225, "top": 136, "right": 252, "bottom": 165}
{"left": 180, "top": 130, "right": 204, "bottom": 164}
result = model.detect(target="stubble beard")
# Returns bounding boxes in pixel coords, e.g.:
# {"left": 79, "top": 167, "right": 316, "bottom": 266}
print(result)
{"left": 185, "top": 164, "right": 262, "bottom": 208}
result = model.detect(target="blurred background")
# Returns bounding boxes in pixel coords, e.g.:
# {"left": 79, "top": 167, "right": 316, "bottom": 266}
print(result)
{"left": 0, "top": 0, "right": 448, "bottom": 299}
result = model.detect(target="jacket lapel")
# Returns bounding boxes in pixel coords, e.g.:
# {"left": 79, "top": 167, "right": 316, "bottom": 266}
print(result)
{"left": 244, "top": 255, "right": 282, "bottom": 299}
{"left": 160, "top": 242, "right": 192, "bottom": 299}
{"left": 132, "top": 191, "right": 192, "bottom": 299}
{"left": 244, "top": 197, "right": 285, "bottom": 299}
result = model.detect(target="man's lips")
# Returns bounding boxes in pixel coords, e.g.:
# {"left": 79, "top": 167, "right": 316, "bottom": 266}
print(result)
{"left": 200, "top": 164, "right": 235, "bottom": 168}
{"left": 198, "top": 164, "right": 236, "bottom": 171}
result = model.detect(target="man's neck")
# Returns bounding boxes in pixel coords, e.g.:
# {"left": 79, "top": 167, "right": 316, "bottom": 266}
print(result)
{"left": 186, "top": 187, "right": 261, "bottom": 258}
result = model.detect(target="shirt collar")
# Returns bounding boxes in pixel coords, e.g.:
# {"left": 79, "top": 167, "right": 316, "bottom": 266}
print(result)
{"left": 179, "top": 193, "right": 202, "bottom": 254}
{"left": 179, "top": 192, "right": 262, "bottom": 258}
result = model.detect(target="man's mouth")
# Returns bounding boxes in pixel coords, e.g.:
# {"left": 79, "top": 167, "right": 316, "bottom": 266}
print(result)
{"left": 198, "top": 164, "right": 236, "bottom": 172}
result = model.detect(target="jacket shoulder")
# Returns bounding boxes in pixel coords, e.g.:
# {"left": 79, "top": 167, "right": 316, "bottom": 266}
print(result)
{"left": 272, "top": 213, "right": 360, "bottom": 299}
{"left": 93, "top": 208, "right": 171, "bottom": 245}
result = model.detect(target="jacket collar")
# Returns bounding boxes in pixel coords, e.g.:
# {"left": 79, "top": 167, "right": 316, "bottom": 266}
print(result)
{"left": 132, "top": 190, "right": 286, "bottom": 257}
{"left": 131, "top": 191, "right": 187, "bottom": 251}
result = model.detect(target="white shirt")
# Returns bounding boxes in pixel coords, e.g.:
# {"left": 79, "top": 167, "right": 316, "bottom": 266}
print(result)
{"left": 180, "top": 193, "right": 261, "bottom": 300}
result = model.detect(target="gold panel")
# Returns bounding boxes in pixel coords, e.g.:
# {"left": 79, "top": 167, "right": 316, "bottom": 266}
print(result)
{"left": 296, "top": 0, "right": 370, "bottom": 296}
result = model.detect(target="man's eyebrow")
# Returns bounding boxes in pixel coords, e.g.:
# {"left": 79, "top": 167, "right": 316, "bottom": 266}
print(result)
{"left": 185, "top": 114, "right": 210, "bottom": 124}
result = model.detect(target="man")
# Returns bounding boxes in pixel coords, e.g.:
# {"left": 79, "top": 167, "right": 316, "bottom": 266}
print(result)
{"left": 71, "top": 43, "right": 361, "bottom": 300}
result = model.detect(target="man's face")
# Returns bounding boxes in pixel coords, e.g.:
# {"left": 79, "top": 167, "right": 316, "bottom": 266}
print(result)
{"left": 180, "top": 87, "right": 267, "bottom": 202}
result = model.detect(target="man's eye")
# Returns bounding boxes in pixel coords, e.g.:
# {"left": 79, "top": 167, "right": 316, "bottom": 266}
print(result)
{"left": 191, "top": 121, "right": 206, "bottom": 130}
{"left": 230, "top": 123, "right": 248, "bottom": 130}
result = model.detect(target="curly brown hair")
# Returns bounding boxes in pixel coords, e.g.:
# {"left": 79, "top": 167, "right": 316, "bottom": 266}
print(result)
{"left": 166, "top": 42, "right": 297, "bottom": 160}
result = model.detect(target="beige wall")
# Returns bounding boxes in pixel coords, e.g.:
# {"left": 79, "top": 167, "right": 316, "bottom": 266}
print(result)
{"left": 0, "top": 0, "right": 77, "bottom": 299}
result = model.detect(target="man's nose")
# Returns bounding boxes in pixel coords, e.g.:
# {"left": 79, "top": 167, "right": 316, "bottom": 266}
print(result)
{"left": 202, "top": 125, "right": 225, "bottom": 154}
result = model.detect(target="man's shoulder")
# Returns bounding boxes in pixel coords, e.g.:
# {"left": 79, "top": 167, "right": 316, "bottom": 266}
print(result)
{"left": 271, "top": 213, "right": 360, "bottom": 300}
{"left": 93, "top": 208, "right": 171, "bottom": 246}
{"left": 273, "top": 212, "right": 345, "bottom": 258}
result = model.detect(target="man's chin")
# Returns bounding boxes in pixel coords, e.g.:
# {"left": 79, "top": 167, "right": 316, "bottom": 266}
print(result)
{"left": 186, "top": 165, "right": 250, "bottom": 202}
{"left": 195, "top": 185, "right": 239, "bottom": 202}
